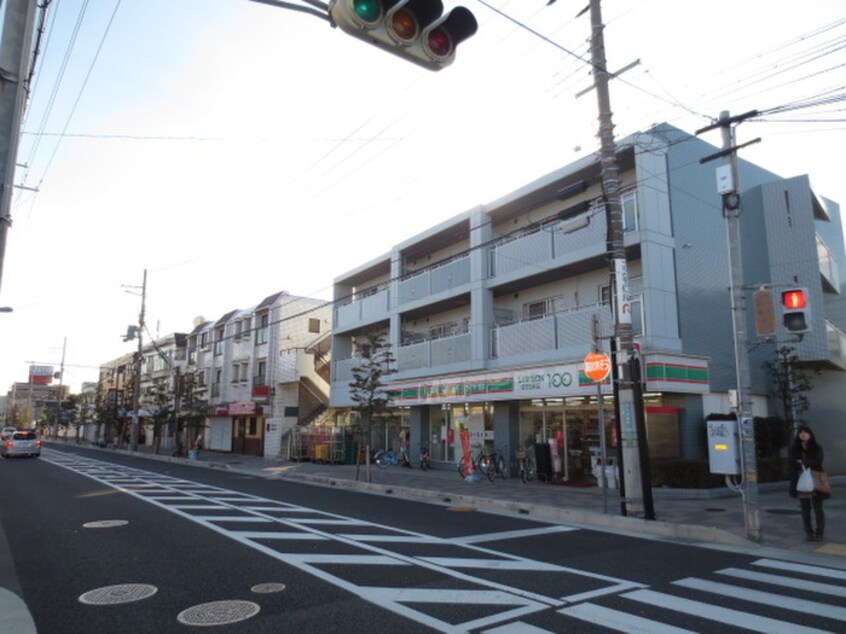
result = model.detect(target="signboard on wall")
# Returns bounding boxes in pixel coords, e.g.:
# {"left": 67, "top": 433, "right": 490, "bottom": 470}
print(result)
{"left": 29, "top": 365, "right": 53, "bottom": 385}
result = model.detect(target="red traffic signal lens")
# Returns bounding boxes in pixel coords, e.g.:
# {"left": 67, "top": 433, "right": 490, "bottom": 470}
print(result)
{"left": 426, "top": 28, "right": 453, "bottom": 58}
{"left": 782, "top": 289, "right": 807, "bottom": 309}
{"left": 389, "top": 8, "right": 418, "bottom": 42}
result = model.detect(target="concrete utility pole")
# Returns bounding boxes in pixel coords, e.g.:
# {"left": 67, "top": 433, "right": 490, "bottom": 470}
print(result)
{"left": 588, "top": 0, "right": 653, "bottom": 519}
{"left": 697, "top": 110, "right": 762, "bottom": 542}
{"left": 130, "top": 269, "right": 147, "bottom": 452}
{"left": 0, "top": 0, "right": 38, "bottom": 292}
{"left": 53, "top": 336, "right": 66, "bottom": 439}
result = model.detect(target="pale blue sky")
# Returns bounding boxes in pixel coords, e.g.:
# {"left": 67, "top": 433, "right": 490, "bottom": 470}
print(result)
{"left": 1, "top": 0, "right": 844, "bottom": 392}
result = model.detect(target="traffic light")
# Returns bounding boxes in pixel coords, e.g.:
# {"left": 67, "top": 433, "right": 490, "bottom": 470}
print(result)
{"left": 781, "top": 287, "right": 811, "bottom": 334}
{"left": 329, "top": 0, "right": 478, "bottom": 71}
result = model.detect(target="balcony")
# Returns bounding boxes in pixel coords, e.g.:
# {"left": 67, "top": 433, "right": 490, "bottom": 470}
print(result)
{"left": 397, "top": 255, "right": 470, "bottom": 306}
{"left": 396, "top": 331, "right": 472, "bottom": 371}
{"left": 492, "top": 305, "right": 614, "bottom": 362}
{"left": 335, "top": 287, "right": 389, "bottom": 331}
{"left": 817, "top": 235, "right": 841, "bottom": 293}
{"left": 826, "top": 320, "right": 846, "bottom": 370}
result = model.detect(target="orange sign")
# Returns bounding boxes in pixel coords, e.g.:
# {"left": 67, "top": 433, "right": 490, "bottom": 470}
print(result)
{"left": 584, "top": 352, "right": 611, "bottom": 382}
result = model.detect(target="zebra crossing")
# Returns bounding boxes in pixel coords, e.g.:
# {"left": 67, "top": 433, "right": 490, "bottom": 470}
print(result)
{"left": 44, "top": 450, "right": 846, "bottom": 633}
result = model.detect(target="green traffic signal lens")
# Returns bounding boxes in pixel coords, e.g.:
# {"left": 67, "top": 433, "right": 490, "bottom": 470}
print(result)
{"left": 353, "top": 0, "right": 382, "bottom": 24}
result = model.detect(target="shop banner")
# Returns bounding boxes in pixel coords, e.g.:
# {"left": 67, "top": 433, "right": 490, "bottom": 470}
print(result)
{"left": 460, "top": 429, "right": 472, "bottom": 477}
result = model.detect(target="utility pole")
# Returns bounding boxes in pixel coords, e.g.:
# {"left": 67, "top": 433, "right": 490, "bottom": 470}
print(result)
{"left": 588, "top": 0, "right": 653, "bottom": 519}
{"left": 697, "top": 110, "right": 762, "bottom": 542}
{"left": 53, "top": 336, "right": 66, "bottom": 439}
{"left": 130, "top": 269, "right": 147, "bottom": 452}
{"left": 0, "top": 0, "right": 38, "bottom": 292}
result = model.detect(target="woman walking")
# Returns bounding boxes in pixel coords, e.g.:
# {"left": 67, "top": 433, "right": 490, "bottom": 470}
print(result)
{"left": 789, "top": 425, "right": 828, "bottom": 541}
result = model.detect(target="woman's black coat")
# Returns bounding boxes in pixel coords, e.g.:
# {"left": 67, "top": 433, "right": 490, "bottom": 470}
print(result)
{"left": 788, "top": 443, "right": 829, "bottom": 500}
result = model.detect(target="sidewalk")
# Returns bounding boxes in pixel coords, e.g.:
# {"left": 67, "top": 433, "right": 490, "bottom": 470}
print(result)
{"left": 75, "top": 441, "right": 846, "bottom": 569}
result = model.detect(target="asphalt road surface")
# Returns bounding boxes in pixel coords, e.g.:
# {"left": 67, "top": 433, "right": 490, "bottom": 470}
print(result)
{"left": 0, "top": 445, "right": 844, "bottom": 633}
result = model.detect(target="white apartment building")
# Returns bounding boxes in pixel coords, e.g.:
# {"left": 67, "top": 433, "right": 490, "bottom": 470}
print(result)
{"left": 330, "top": 123, "right": 846, "bottom": 478}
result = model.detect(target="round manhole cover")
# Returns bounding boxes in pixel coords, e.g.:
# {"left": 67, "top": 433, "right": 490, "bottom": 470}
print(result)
{"left": 704, "top": 508, "right": 727, "bottom": 513}
{"left": 766, "top": 508, "right": 802, "bottom": 515}
{"left": 251, "top": 582, "right": 286, "bottom": 594}
{"left": 83, "top": 520, "right": 129, "bottom": 529}
{"left": 177, "top": 600, "right": 260, "bottom": 626}
{"left": 79, "top": 584, "right": 158, "bottom": 605}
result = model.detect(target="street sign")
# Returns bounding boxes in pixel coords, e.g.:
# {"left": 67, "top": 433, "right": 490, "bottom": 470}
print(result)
{"left": 753, "top": 288, "right": 776, "bottom": 336}
{"left": 584, "top": 352, "right": 611, "bottom": 382}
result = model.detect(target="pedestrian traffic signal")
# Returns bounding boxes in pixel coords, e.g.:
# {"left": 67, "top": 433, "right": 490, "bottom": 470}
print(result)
{"left": 329, "top": 0, "right": 478, "bottom": 71}
{"left": 781, "top": 287, "right": 810, "bottom": 334}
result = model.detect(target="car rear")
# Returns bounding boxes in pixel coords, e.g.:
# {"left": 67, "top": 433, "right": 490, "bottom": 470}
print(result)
{"left": 3, "top": 431, "right": 41, "bottom": 458}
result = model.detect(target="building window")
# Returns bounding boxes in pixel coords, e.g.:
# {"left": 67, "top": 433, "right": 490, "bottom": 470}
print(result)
{"left": 622, "top": 190, "right": 638, "bottom": 232}
{"left": 308, "top": 318, "right": 320, "bottom": 334}
{"left": 197, "top": 370, "right": 206, "bottom": 387}
{"left": 200, "top": 332, "right": 209, "bottom": 349}
{"left": 255, "top": 312, "right": 269, "bottom": 345}
{"left": 255, "top": 360, "right": 266, "bottom": 385}
{"left": 523, "top": 301, "right": 548, "bottom": 320}
{"left": 213, "top": 327, "right": 224, "bottom": 356}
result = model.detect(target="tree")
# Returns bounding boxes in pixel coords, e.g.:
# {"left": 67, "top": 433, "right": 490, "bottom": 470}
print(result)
{"left": 764, "top": 346, "right": 813, "bottom": 434}
{"left": 348, "top": 329, "right": 396, "bottom": 482}
{"left": 148, "top": 378, "right": 173, "bottom": 454}
{"left": 176, "top": 371, "right": 207, "bottom": 452}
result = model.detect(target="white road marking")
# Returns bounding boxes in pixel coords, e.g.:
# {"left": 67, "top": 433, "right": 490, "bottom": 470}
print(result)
{"left": 673, "top": 577, "right": 846, "bottom": 622}
{"left": 717, "top": 567, "right": 846, "bottom": 598}
{"left": 560, "top": 602, "right": 697, "bottom": 633}
{"left": 456, "top": 526, "right": 578, "bottom": 544}
{"left": 623, "top": 589, "right": 834, "bottom": 634}
{"left": 418, "top": 557, "right": 569, "bottom": 571}
{"left": 753, "top": 558, "right": 846, "bottom": 581}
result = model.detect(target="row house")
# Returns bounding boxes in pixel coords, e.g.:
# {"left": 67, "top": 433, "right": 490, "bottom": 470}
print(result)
{"left": 330, "top": 123, "right": 846, "bottom": 478}
{"left": 186, "top": 290, "right": 332, "bottom": 457}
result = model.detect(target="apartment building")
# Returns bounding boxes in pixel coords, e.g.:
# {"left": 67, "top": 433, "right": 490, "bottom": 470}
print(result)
{"left": 186, "top": 290, "right": 332, "bottom": 457}
{"left": 330, "top": 123, "right": 846, "bottom": 477}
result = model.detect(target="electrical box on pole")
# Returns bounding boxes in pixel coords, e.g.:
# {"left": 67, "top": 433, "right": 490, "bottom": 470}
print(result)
{"left": 707, "top": 418, "right": 741, "bottom": 475}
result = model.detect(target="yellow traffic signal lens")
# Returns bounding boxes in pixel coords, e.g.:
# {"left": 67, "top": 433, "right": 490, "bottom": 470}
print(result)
{"left": 390, "top": 9, "right": 418, "bottom": 42}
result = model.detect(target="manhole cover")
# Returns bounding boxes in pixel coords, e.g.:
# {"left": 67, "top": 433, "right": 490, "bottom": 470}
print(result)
{"left": 446, "top": 507, "right": 476, "bottom": 512}
{"left": 765, "top": 508, "right": 802, "bottom": 515}
{"left": 705, "top": 508, "right": 727, "bottom": 513}
{"left": 79, "top": 584, "right": 158, "bottom": 605}
{"left": 251, "top": 582, "right": 286, "bottom": 594}
{"left": 177, "top": 600, "right": 260, "bottom": 626}
{"left": 83, "top": 520, "right": 129, "bottom": 528}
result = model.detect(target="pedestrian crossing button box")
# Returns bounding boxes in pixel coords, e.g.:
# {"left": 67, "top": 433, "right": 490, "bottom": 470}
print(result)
{"left": 707, "top": 419, "right": 740, "bottom": 475}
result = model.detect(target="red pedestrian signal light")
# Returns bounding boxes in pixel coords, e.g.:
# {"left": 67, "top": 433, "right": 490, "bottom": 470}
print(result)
{"left": 329, "top": 0, "right": 478, "bottom": 71}
{"left": 780, "top": 287, "right": 810, "bottom": 334}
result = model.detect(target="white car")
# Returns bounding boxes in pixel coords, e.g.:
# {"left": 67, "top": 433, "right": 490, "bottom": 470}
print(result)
{"left": 2, "top": 426, "right": 17, "bottom": 439}
{"left": 2, "top": 431, "right": 41, "bottom": 458}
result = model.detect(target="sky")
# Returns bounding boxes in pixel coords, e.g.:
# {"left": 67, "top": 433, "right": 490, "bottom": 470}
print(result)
{"left": 0, "top": 0, "right": 844, "bottom": 393}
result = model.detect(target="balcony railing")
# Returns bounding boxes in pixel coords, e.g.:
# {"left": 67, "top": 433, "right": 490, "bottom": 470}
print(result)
{"left": 490, "top": 214, "right": 607, "bottom": 278}
{"left": 395, "top": 331, "right": 472, "bottom": 371}
{"left": 397, "top": 255, "right": 470, "bottom": 305}
{"left": 492, "top": 304, "right": 613, "bottom": 360}
{"left": 335, "top": 287, "right": 389, "bottom": 329}
{"left": 826, "top": 320, "right": 846, "bottom": 370}
{"left": 817, "top": 235, "right": 841, "bottom": 292}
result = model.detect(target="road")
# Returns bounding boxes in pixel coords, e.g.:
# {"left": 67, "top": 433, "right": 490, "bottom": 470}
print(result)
{"left": 1, "top": 445, "right": 844, "bottom": 633}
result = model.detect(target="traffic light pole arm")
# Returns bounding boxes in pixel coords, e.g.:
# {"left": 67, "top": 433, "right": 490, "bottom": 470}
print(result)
{"left": 249, "top": 0, "right": 330, "bottom": 22}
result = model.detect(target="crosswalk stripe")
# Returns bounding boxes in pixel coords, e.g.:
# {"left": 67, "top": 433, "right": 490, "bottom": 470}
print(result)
{"left": 482, "top": 621, "right": 553, "bottom": 633}
{"left": 622, "top": 589, "right": 833, "bottom": 634}
{"left": 559, "top": 602, "right": 696, "bottom": 634}
{"left": 717, "top": 567, "right": 846, "bottom": 598}
{"left": 456, "top": 526, "right": 577, "bottom": 544}
{"left": 673, "top": 577, "right": 846, "bottom": 622}
{"left": 753, "top": 559, "right": 846, "bottom": 581}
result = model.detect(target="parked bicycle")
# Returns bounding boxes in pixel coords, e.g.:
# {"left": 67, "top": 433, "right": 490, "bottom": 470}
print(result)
{"left": 419, "top": 445, "right": 431, "bottom": 470}
{"left": 374, "top": 445, "right": 411, "bottom": 469}
{"left": 515, "top": 447, "right": 535, "bottom": 483}
{"left": 456, "top": 446, "right": 493, "bottom": 479}
{"left": 486, "top": 448, "right": 508, "bottom": 482}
